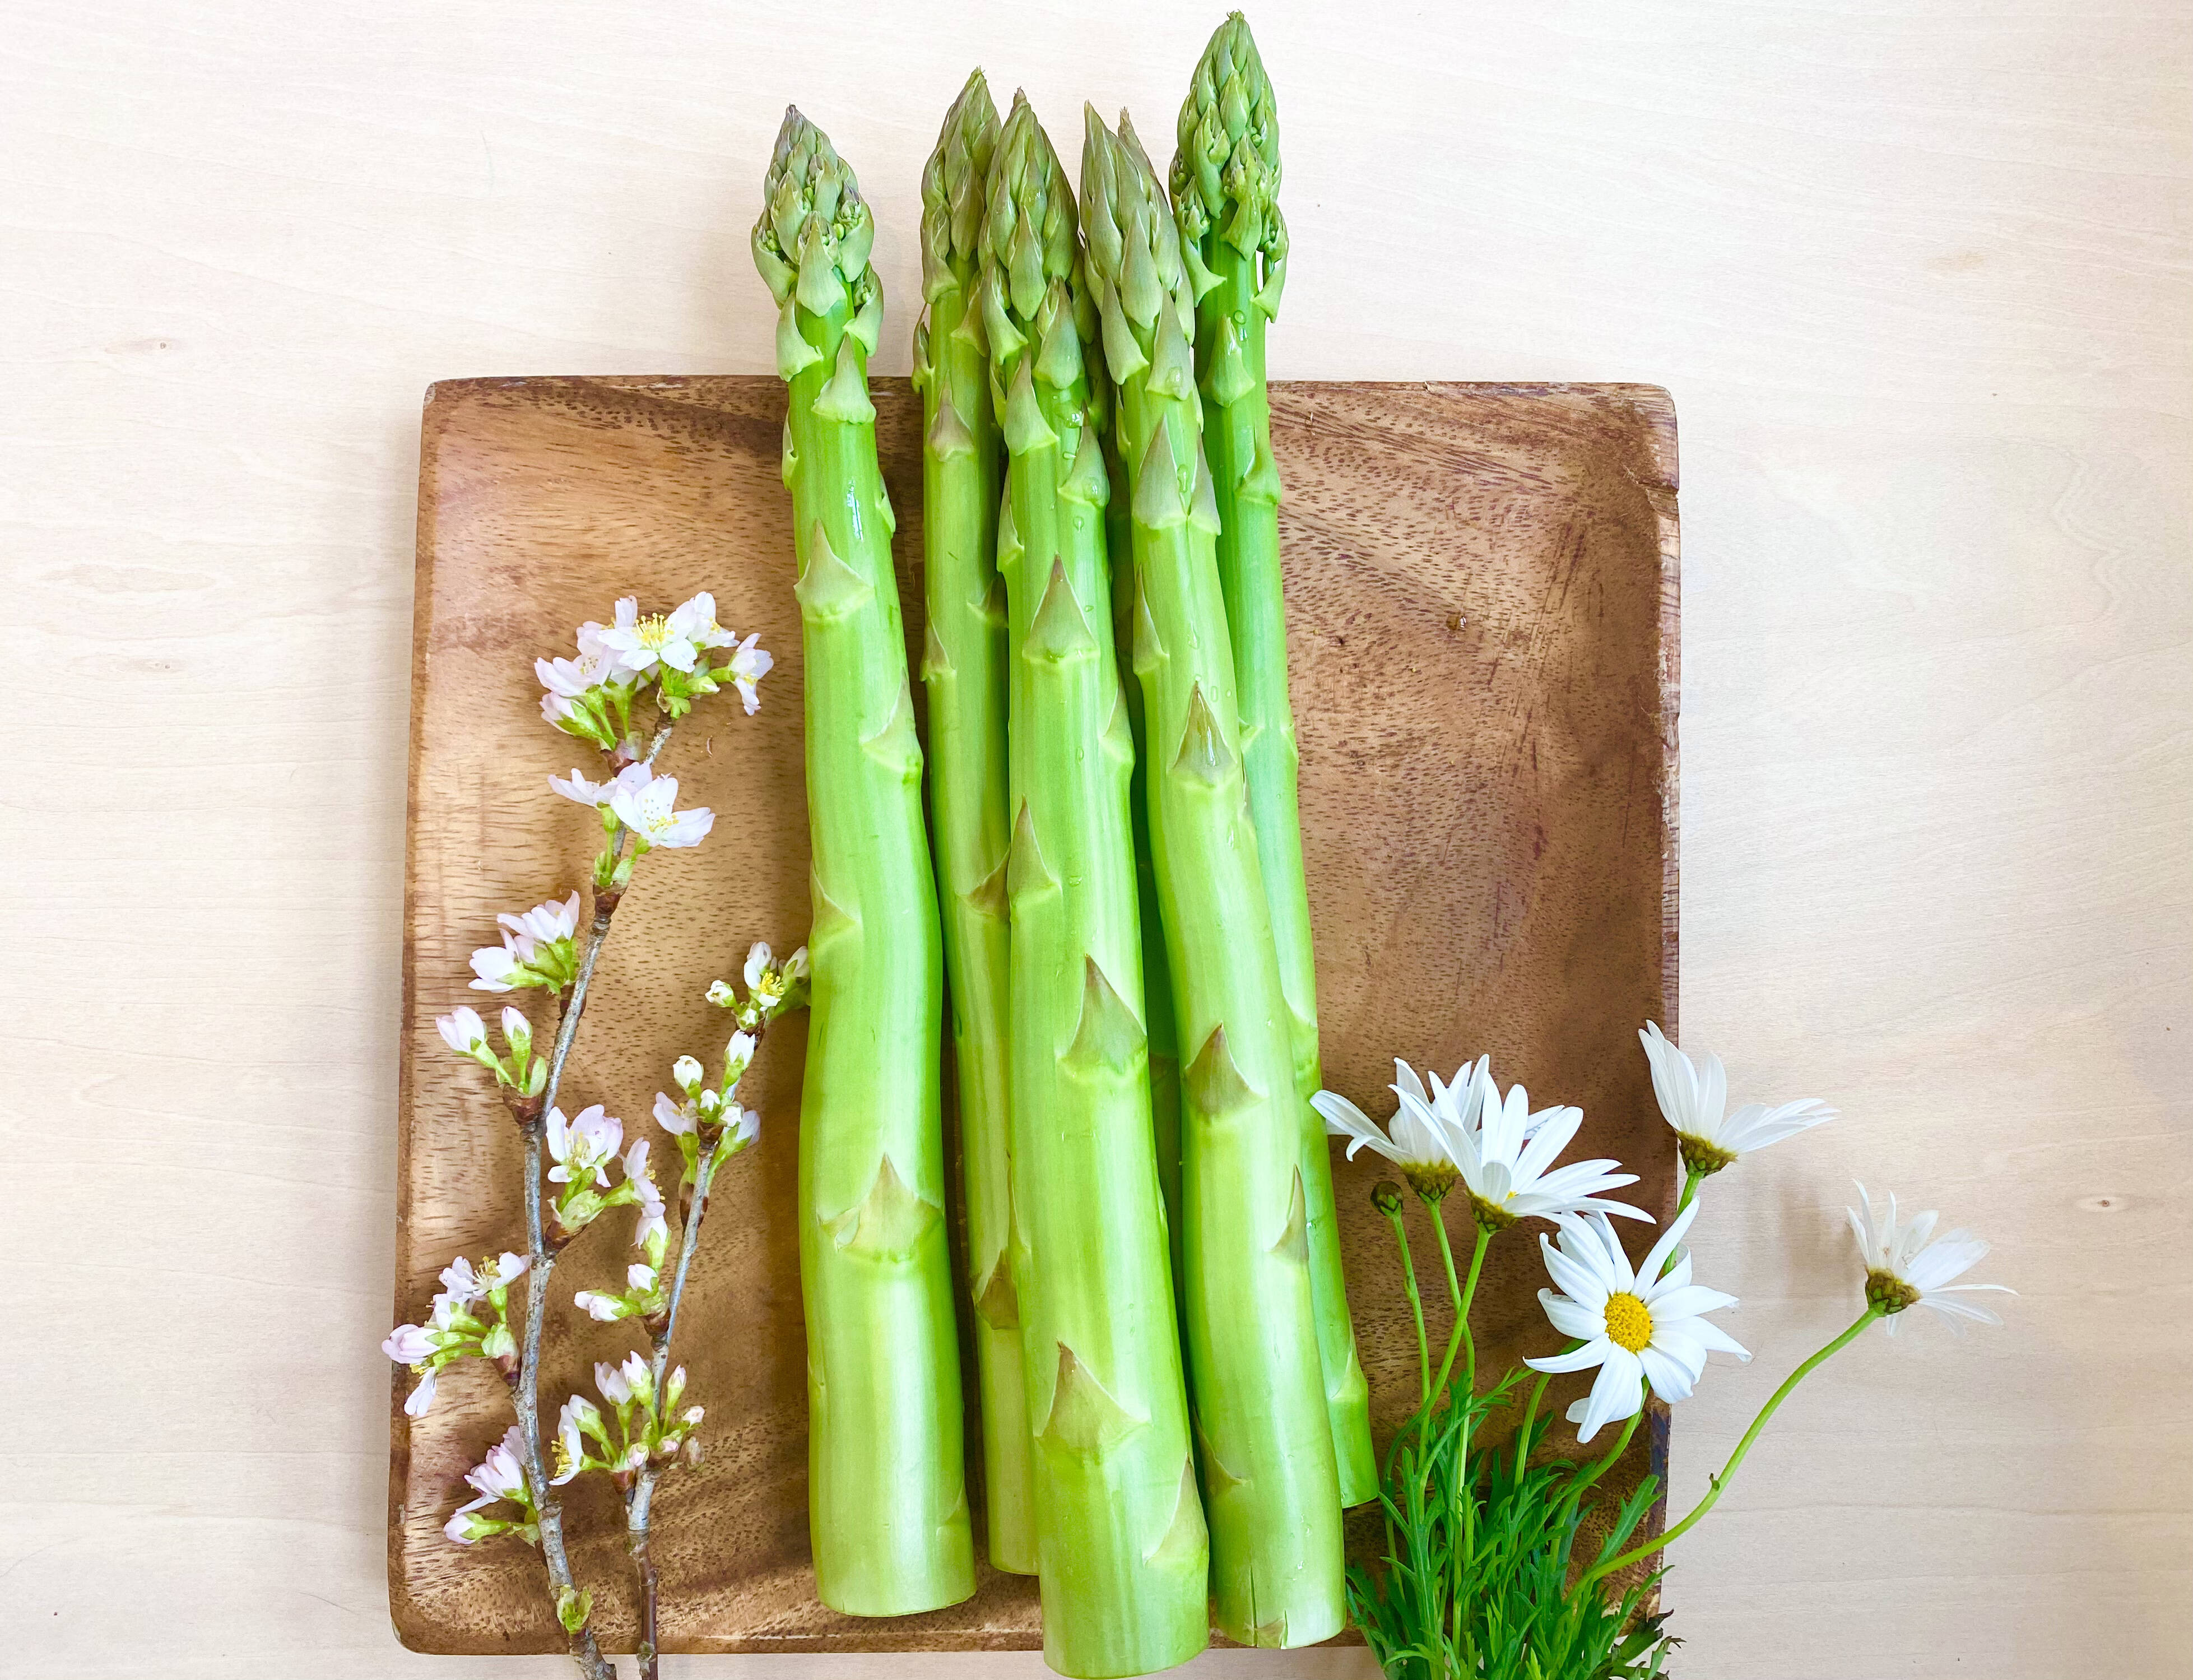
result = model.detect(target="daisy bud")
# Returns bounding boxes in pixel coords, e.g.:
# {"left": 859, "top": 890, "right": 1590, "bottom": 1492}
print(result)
{"left": 1370, "top": 1181, "right": 1405, "bottom": 1217}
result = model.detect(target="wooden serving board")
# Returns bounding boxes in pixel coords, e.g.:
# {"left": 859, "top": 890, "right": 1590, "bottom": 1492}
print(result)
{"left": 391, "top": 376, "right": 1680, "bottom": 1655}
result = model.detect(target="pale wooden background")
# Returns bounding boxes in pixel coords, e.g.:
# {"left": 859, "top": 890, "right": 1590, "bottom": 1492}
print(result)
{"left": 2, "top": 2, "right": 2186, "bottom": 1676}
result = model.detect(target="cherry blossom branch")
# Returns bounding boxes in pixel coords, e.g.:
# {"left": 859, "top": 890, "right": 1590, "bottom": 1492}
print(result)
{"left": 617, "top": 977, "right": 796, "bottom": 1680}
{"left": 505, "top": 718, "right": 676, "bottom": 1677}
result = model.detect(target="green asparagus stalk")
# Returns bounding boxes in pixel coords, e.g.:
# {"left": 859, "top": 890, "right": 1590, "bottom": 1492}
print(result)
{"left": 911, "top": 71, "right": 1038, "bottom": 1580}
{"left": 982, "top": 93, "right": 1208, "bottom": 1679}
{"left": 1080, "top": 105, "right": 1345, "bottom": 1649}
{"left": 1172, "top": 13, "right": 1376, "bottom": 1509}
{"left": 753, "top": 107, "right": 974, "bottom": 1617}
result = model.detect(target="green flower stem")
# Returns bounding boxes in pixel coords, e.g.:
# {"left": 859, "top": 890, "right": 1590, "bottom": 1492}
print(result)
{"left": 1171, "top": 16, "right": 1373, "bottom": 1507}
{"left": 1676, "top": 1164, "right": 1703, "bottom": 1218}
{"left": 985, "top": 96, "right": 1206, "bottom": 1678}
{"left": 1081, "top": 105, "right": 1342, "bottom": 1648}
{"left": 1583, "top": 1308, "right": 1880, "bottom": 1589}
{"left": 911, "top": 72, "right": 1035, "bottom": 1577}
{"left": 1563, "top": 1401, "right": 1642, "bottom": 1506}
{"left": 756, "top": 109, "right": 973, "bottom": 1616}
{"left": 1382, "top": 1202, "right": 1431, "bottom": 1412}
{"left": 1509, "top": 1339, "right": 1582, "bottom": 1498}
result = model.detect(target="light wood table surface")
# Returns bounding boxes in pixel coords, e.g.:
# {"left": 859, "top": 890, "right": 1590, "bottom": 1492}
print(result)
{"left": 4, "top": 3, "right": 2185, "bottom": 1676}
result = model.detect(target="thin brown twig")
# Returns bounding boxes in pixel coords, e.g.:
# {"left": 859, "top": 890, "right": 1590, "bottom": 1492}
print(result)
{"left": 623, "top": 1008, "right": 771, "bottom": 1680}
{"left": 505, "top": 716, "right": 674, "bottom": 1679}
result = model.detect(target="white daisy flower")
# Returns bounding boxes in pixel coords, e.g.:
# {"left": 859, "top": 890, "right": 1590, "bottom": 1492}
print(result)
{"left": 1525, "top": 1200, "right": 1749, "bottom": 1442}
{"left": 610, "top": 771, "right": 713, "bottom": 850}
{"left": 598, "top": 594, "right": 712, "bottom": 676}
{"left": 545, "top": 1104, "right": 622, "bottom": 1188}
{"left": 1848, "top": 1183, "right": 2013, "bottom": 1335}
{"left": 726, "top": 632, "right": 773, "bottom": 714}
{"left": 1311, "top": 1055, "right": 1490, "bottom": 1200}
{"left": 1455, "top": 1071, "right": 1651, "bottom": 1233}
{"left": 1639, "top": 1022, "right": 1837, "bottom": 1177}
{"left": 436, "top": 1006, "right": 489, "bottom": 1056}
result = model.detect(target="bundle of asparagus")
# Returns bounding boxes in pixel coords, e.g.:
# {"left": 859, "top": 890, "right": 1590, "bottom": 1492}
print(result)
{"left": 751, "top": 15, "right": 1365, "bottom": 1673}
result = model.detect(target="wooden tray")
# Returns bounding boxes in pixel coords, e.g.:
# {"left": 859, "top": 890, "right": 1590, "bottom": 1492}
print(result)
{"left": 391, "top": 375, "right": 1680, "bottom": 1654}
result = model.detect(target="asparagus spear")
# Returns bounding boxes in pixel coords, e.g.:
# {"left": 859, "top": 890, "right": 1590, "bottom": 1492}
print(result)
{"left": 1172, "top": 12, "right": 1376, "bottom": 1509}
{"left": 753, "top": 107, "right": 974, "bottom": 1617}
{"left": 911, "top": 70, "right": 1039, "bottom": 1580}
{"left": 1080, "top": 105, "right": 1345, "bottom": 1649}
{"left": 983, "top": 93, "right": 1208, "bottom": 1679}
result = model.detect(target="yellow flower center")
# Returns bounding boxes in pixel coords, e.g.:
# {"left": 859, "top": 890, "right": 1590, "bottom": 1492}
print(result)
{"left": 1603, "top": 1291, "right": 1653, "bottom": 1353}
{"left": 633, "top": 614, "right": 671, "bottom": 650}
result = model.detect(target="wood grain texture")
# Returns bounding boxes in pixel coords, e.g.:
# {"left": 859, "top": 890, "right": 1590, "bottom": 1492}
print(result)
{"left": 6, "top": 3, "right": 2185, "bottom": 1676}
{"left": 389, "top": 375, "right": 1678, "bottom": 1654}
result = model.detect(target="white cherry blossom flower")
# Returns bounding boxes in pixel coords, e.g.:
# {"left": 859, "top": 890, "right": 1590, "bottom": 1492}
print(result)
{"left": 726, "top": 632, "right": 773, "bottom": 713}
{"left": 653, "top": 1089, "right": 697, "bottom": 1138}
{"left": 610, "top": 771, "right": 713, "bottom": 850}
{"left": 437, "top": 1006, "right": 489, "bottom": 1055}
{"left": 633, "top": 1172, "right": 668, "bottom": 1251}
{"left": 383, "top": 1324, "right": 436, "bottom": 1365}
{"left": 546, "top": 1104, "right": 622, "bottom": 1189}
{"left": 1455, "top": 1071, "right": 1651, "bottom": 1233}
{"left": 672, "top": 1054, "right": 705, "bottom": 1095}
{"left": 578, "top": 599, "right": 638, "bottom": 663}
{"left": 729, "top": 1104, "right": 760, "bottom": 1148}
{"left": 502, "top": 892, "right": 581, "bottom": 946}
{"left": 1526, "top": 1200, "right": 1749, "bottom": 1442}
{"left": 598, "top": 594, "right": 712, "bottom": 676}
{"left": 405, "top": 1368, "right": 439, "bottom": 1419}
{"left": 1639, "top": 1022, "right": 1837, "bottom": 1176}
{"left": 468, "top": 943, "right": 522, "bottom": 992}
{"left": 552, "top": 1395, "right": 600, "bottom": 1484}
{"left": 445, "top": 1425, "right": 533, "bottom": 1544}
{"left": 551, "top": 761, "right": 652, "bottom": 809}
{"left": 1848, "top": 1183, "right": 2013, "bottom": 1336}
{"left": 596, "top": 1358, "right": 635, "bottom": 1408}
